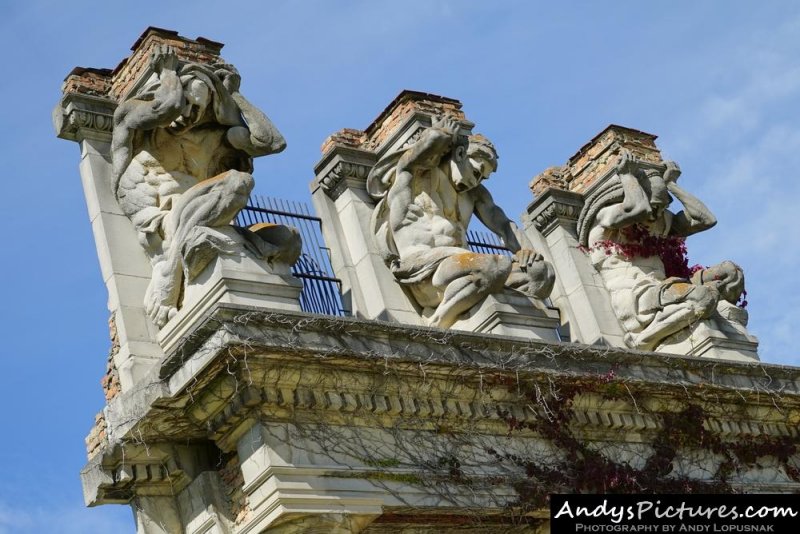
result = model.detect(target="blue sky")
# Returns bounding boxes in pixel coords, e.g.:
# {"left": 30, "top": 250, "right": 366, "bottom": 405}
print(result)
{"left": 2, "top": 1, "right": 799, "bottom": 531}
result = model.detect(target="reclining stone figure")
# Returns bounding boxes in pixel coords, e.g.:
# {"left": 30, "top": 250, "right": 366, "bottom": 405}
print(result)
{"left": 368, "top": 115, "right": 555, "bottom": 329}
{"left": 577, "top": 151, "right": 747, "bottom": 350}
{"left": 111, "top": 45, "right": 301, "bottom": 327}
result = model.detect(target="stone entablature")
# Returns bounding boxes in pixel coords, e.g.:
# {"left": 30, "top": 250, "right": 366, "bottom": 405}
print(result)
{"left": 83, "top": 304, "right": 800, "bottom": 532}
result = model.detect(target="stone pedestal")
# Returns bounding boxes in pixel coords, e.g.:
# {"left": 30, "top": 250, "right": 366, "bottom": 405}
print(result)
{"left": 158, "top": 253, "right": 302, "bottom": 356}
{"left": 452, "top": 291, "right": 561, "bottom": 341}
{"left": 659, "top": 311, "right": 760, "bottom": 362}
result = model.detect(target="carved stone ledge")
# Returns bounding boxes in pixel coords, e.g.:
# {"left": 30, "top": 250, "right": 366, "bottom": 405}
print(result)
{"left": 81, "top": 444, "right": 193, "bottom": 506}
{"left": 525, "top": 187, "right": 585, "bottom": 237}
{"left": 572, "top": 408, "right": 659, "bottom": 432}
{"left": 206, "top": 383, "right": 538, "bottom": 445}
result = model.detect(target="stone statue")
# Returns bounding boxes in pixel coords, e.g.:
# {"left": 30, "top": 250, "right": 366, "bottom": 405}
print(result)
{"left": 111, "top": 45, "right": 301, "bottom": 327}
{"left": 577, "top": 151, "right": 747, "bottom": 350}
{"left": 368, "top": 115, "right": 555, "bottom": 329}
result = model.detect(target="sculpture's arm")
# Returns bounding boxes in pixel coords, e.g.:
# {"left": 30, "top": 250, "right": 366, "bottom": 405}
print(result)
{"left": 666, "top": 163, "right": 717, "bottom": 236}
{"left": 220, "top": 69, "right": 286, "bottom": 156}
{"left": 474, "top": 185, "right": 550, "bottom": 269}
{"left": 473, "top": 184, "right": 526, "bottom": 252}
{"left": 396, "top": 115, "right": 460, "bottom": 175}
{"left": 111, "top": 46, "right": 184, "bottom": 183}
{"left": 595, "top": 171, "right": 652, "bottom": 229}
{"left": 386, "top": 169, "right": 416, "bottom": 232}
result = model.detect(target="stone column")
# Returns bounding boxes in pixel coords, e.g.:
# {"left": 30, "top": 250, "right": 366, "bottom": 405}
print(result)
{"left": 54, "top": 81, "right": 164, "bottom": 389}
{"left": 235, "top": 422, "right": 382, "bottom": 533}
{"left": 311, "top": 137, "right": 421, "bottom": 324}
{"left": 523, "top": 187, "right": 625, "bottom": 346}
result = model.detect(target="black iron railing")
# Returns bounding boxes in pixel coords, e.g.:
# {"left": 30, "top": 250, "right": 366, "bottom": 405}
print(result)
{"left": 466, "top": 230, "right": 512, "bottom": 256}
{"left": 237, "top": 196, "right": 348, "bottom": 316}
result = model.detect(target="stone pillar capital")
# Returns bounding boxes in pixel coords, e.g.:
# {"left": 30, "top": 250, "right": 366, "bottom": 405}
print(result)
{"left": 53, "top": 92, "right": 116, "bottom": 143}
{"left": 313, "top": 144, "right": 377, "bottom": 200}
{"left": 525, "top": 187, "right": 585, "bottom": 238}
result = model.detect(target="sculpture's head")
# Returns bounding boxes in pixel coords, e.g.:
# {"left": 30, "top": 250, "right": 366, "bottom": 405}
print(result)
{"left": 169, "top": 77, "right": 213, "bottom": 133}
{"left": 641, "top": 168, "right": 671, "bottom": 220}
{"left": 450, "top": 134, "right": 498, "bottom": 192}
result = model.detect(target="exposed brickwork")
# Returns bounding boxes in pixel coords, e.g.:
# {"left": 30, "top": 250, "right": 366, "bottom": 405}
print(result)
{"left": 321, "top": 90, "right": 467, "bottom": 156}
{"left": 320, "top": 127, "right": 368, "bottom": 154}
{"left": 61, "top": 26, "right": 225, "bottom": 102}
{"left": 529, "top": 166, "right": 570, "bottom": 197}
{"left": 530, "top": 125, "right": 663, "bottom": 197}
{"left": 86, "top": 315, "right": 122, "bottom": 459}
{"left": 100, "top": 314, "right": 122, "bottom": 401}
{"left": 110, "top": 27, "right": 224, "bottom": 101}
{"left": 218, "top": 453, "right": 250, "bottom": 525}
{"left": 85, "top": 412, "right": 107, "bottom": 460}
{"left": 363, "top": 90, "right": 465, "bottom": 151}
{"left": 61, "top": 68, "right": 112, "bottom": 97}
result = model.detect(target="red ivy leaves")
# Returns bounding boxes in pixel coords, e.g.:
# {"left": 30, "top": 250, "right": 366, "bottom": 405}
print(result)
{"left": 590, "top": 224, "right": 698, "bottom": 279}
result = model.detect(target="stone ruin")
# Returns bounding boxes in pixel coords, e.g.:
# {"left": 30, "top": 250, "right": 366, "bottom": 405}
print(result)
{"left": 55, "top": 27, "right": 799, "bottom": 534}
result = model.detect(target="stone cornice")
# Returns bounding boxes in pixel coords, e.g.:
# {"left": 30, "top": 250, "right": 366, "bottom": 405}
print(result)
{"left": 81, "top": 442, "right": 202, "bottom": 506}
{"left": 167, "top": 305, "right": 800, "bottom": 398}
{"left": 82, "top": 305, "right": 800, "bottom": 506}
{"left": 92, "top": 304, "right": 800, "bottom": 452}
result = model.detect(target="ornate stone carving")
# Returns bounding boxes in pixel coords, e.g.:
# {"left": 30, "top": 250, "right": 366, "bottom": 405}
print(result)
{"left": 528, "top": 188, "right": 584, "bottom": 236}
{"left": 577, "top": 151, "right": 752, "bottom": 352}
{"left": 319, "top": 160, "right": 373, "bottom": 199}
{"left": 53, "top": 93, "right": 116, "bottom": 141}
{"left": 368, "top": 115, "right": 555, "bottom": 328}
{"left": 110, "top": 45, "right": 300, "bottom": 327}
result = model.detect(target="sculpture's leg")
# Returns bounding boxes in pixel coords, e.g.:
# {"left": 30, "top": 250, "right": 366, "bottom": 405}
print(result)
{"left": 625, "top": 282, "right": 718, "bottom": 350}
{"left": 167, "top": 170, "right": 255, "bottom": 244}
{"left": 144, "top": 170, "right": 255, "bottom": 327}
{"left": 428, "top": 253, "right": 512, "bottom": 329}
